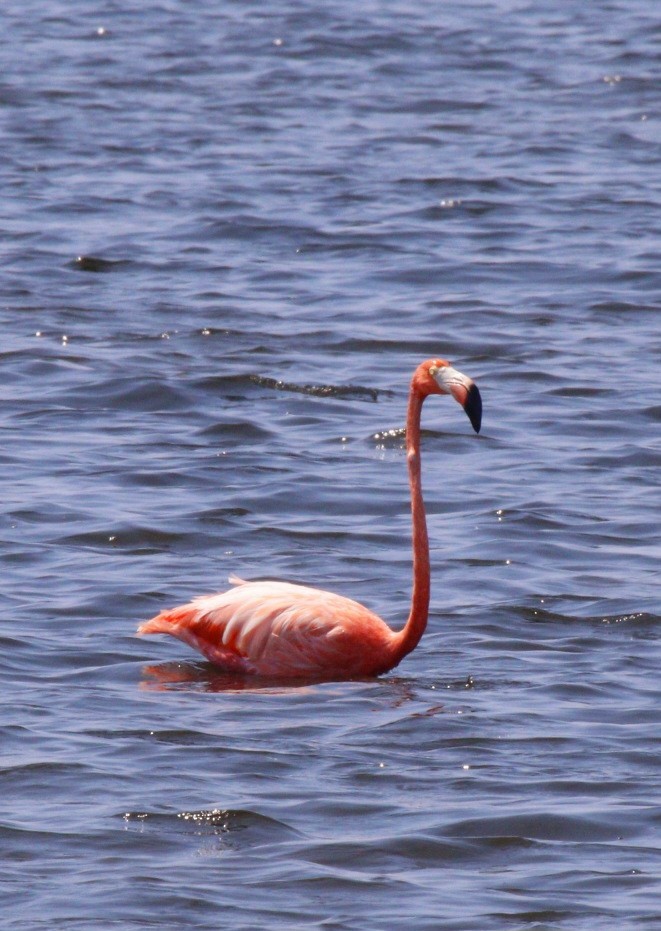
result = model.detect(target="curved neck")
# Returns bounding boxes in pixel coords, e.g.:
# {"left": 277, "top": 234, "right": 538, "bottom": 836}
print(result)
{"left": 391, "top": 386, "right": 430, "bottom": 663}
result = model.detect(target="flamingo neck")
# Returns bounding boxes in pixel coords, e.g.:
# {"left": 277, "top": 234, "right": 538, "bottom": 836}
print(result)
{"left": 391, "top": 386, "right": 430, "bottom": 664}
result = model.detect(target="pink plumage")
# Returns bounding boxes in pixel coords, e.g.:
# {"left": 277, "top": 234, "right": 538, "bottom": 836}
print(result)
{"left": 138, "top": 576, "right": 398, "bottom": 677}
{"left": 137, "top": 358, "right": 482, "bottom": 679}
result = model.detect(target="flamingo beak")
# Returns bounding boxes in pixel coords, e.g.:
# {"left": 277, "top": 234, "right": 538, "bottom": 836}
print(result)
{"left": 432, "top": 366, "right": 482, "bottom": 434}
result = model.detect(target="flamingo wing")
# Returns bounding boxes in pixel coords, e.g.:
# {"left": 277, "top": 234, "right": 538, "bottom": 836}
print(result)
{"left": 137, "top": 578, "right": 396, "bottom": 677}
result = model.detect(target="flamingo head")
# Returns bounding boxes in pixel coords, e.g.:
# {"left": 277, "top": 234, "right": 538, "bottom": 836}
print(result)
{"left": 414, "top": 358, "right": 482, "bottom": 433}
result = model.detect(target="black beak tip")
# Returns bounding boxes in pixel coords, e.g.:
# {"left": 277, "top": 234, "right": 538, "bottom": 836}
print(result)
{"left": 465, "top": 383, "right": 482, "bottom": 434}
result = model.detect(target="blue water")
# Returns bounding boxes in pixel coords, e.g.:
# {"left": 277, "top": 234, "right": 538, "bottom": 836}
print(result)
{"left": 1, "top": 2, "right": 659, "bottom": 928}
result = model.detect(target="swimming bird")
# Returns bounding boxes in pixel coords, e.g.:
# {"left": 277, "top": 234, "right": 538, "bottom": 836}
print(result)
{"left": 137, "top": 358, "right": 482, "bottom": 678}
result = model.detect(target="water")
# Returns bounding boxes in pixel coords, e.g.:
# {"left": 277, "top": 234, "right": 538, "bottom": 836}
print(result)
{"left": 1, "top": 1, "right": 659, "bottom": 928}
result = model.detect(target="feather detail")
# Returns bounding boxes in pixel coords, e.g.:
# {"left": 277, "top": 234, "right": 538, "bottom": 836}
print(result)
{"left": 138, "top": 580, "right": 398, "bottom": 677}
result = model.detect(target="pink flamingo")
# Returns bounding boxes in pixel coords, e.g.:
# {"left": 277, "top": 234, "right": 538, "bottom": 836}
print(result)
{"left": 137, "top": 358, "right": 482, "bottom": 678}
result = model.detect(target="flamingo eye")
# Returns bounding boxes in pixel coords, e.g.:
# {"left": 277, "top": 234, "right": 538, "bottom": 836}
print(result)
{"left": 429, "top": 366, "right": 438, "bottom": 377}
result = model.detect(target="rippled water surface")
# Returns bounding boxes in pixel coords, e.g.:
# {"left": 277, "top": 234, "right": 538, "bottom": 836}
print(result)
{"left": 1, "top": 1, "right": 659, "bottom": 928}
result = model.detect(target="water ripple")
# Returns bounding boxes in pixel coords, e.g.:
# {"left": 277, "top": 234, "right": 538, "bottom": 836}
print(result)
{"left": 1, "top": 1, "right": 659, "bottom": 928}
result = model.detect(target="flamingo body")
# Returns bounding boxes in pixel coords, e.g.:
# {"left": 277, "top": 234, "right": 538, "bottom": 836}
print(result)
{"left": 138, "top": 576, "right": 399, "bottom": 677}
{"left": 138, "top": 358, "right": 482, "bottom": 679}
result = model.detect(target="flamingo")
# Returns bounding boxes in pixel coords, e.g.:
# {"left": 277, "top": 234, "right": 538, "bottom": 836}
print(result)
{"left": 137, "top": 358, "right": 482, "bottom": 679}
